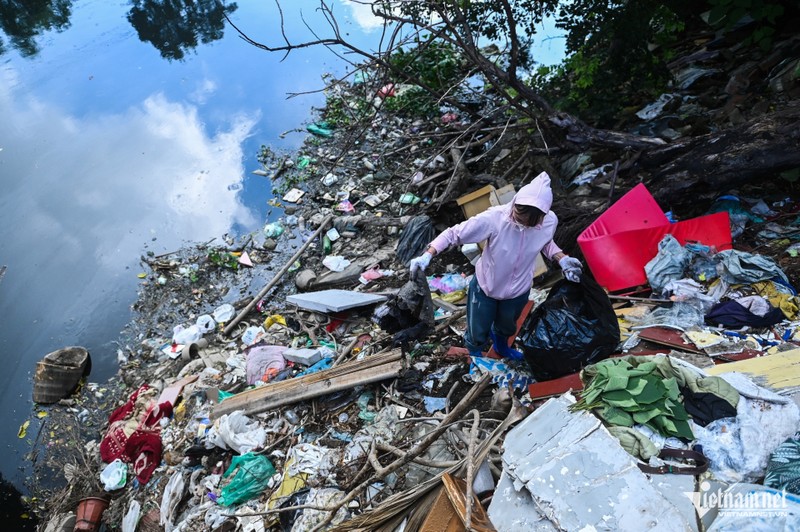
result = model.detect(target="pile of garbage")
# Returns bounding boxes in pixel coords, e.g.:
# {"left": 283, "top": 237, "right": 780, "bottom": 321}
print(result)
{"left": 29, "top": 20, "right": 800, "bottom": 532}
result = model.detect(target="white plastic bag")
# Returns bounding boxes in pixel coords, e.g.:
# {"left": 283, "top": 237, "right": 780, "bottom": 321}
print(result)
{"left": 207, "top": 411, "right": 267, "bottom": 454}
{"left": 160, "top": 470, "right": 185, "bottom": 532}
{"left": 173, "top": 324, "right": 203, "bottom": 345}
{"left": 121, "top": 499, "right": 141, "bottom": 532}
{"left": 322, "top": 255, "right": 351, "bottom": 272}
{"left": 213, "top": 303, "right": 235, "bottom": 323}
{"left": 100, "top": 459, "right": 127, "bottom": 491}
{"left": 196, "top": 314, "right": 216, "bottom": 333}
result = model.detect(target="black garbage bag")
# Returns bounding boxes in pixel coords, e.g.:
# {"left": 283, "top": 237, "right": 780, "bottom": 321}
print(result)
{"left": 520, "top": 275, "right": 620, "bottom": 380}
{"left": 373, "top": 270, "right": 435, "bottom": 346}
{"left": 396, "top": 215, "right": 436, "bottom": 265}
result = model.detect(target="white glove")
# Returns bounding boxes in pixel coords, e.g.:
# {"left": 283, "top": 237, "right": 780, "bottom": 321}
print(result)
{"left": 559, "top": 256, "right": 582, "bottom": 283}
{"left": 410, "top": 252, "right": 432, "bottom": 274}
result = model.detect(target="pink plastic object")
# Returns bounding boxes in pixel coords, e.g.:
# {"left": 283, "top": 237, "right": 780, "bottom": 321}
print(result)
{"left": 378, "top": 83, "right": 396, "bottom": 98}
{"left": 577, "top": 184, "right": 732, "bottom": 291}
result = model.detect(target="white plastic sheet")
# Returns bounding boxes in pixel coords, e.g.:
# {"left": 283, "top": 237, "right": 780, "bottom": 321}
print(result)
{"left": 121, "top": 500, "right": 140, "bottom": 532}
{"left": 207, "top": 411, "right": 267, "bottom": 454}
{"left": 160, "top": 470, "right": 185, "bottom": 532}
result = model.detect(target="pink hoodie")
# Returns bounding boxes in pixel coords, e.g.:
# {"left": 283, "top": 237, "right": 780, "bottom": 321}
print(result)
{"left": 429, "top": 172, "right": 562, "bottom": 300}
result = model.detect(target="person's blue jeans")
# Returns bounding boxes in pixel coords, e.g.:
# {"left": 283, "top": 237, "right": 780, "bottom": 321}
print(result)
{"left": 464, "top": 276, "right": 529, "bottom": 354}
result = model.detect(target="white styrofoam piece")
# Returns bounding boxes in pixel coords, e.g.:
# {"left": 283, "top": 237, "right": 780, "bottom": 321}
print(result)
{"left": 286, "top": 289, "right": 387, "bottom": 313}
{"left": 494, "top": 395, "right": 695, "bottom": 531}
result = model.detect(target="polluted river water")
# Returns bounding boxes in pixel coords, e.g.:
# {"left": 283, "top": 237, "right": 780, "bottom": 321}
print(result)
{"left": 0, "top": 0, "right": 379, "bottom": 523}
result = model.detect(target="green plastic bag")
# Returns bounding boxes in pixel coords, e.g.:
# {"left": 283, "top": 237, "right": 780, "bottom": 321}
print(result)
{"left": 218, "top": 453, "right": 275, "bottom": 506}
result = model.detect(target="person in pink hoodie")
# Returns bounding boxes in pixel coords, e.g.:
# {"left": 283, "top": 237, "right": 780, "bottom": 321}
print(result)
{"left": 409, "top": 171, "right": 582, "bottom": 359}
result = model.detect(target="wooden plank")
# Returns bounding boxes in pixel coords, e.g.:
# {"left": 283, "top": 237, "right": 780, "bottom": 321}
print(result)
{"left": 528, "top": 373, "right": 584, "bottom": 400}
{"left": 705, "top": 348, "right": 800, "bottom": 391}
{"left": 211, "top": 350, "right": 403, "bottom": 418}
{"left": 637, "top": 327, "right": 703, "bottom": 353}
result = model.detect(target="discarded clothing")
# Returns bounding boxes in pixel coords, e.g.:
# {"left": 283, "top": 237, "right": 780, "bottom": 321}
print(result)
{"left": 680, "top": 387, "right": 737, "bottom": 426}
{"left": 705, "top": 299, "right": 785, "bottom": 328}
{"left": 607, "top": 426, "right": 659, "bottom": 461}
{"left": 765, "top": 436, "right": 800, "bottom": 495}
{"left": 575, "top": 355, "right": 739, "bottom": 442}
{"left": 99, "top": 385, "right": 173, "bottom": 484}
{"left": 716, "top": 249, "right": 790, "bottom": 285}
{"left": 693, "top": 372, "right": 800, "bottom": 483}
{"left": 645, "top": 235, "right": 690, "bottom": 294}
{"left": 752, "top": 280, "right": 800, "bottom": 319}
{"left": 244, "top": 343, "right": 287, "bottom": 385}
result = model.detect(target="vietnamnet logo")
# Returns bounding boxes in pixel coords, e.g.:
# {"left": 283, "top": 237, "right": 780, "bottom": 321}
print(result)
{"left": 684, "top": 481, "right": 790, "bottom": 518}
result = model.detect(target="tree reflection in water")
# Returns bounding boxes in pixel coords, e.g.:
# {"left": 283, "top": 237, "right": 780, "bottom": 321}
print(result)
{"left": 128, "top": 0, "right": 238, "bottom": 61}
{"left": 0, "top": 0, "right": 72, "bottom": 57}
{"left": 0, "top": 0, "right": 236, "bottom": 60}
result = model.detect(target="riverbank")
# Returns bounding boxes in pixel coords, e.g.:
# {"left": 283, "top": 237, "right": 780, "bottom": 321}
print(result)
{"left": 31, "top": 20, "right": 800, "bottom": 529}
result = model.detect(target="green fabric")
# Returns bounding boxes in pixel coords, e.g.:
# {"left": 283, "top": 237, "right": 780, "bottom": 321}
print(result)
{"left": 765, "top": 437, "right": 800, "bottom": 495}
{"left": 573, "top": 355, "right": 740, "bottom": 442}
{"left": 608, "top": 426, "right": 660, "bottom": 461}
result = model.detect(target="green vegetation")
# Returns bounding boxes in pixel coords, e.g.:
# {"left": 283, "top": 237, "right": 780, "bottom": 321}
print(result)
{"left": 383, "top": 39, "right": 467, "bottom": 118}
{"left": 708, "top": 0, "right": 784, "bottom": 50}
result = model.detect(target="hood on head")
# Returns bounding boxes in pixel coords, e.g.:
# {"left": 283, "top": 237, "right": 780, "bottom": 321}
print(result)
{"left": 512, "top": 171, "right": 553, "bottom": 212}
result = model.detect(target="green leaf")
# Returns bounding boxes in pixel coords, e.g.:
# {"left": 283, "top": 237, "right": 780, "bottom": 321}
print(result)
{"left": 632, "top": 408, "right": 663, "bottom": 424}
{"left": 635, "top": 378, "right": 666, "bottom": 405}
{"left": 663, "top": 377, "right": 680, "bottom": 401}
{"left": 597, "top": 406, "right": 634, "bottom": 427}
{"left": 603, "top": 372, "right": 629, "bottom": 392}
{"left": 672, "top": 418, "right": 695, "bottom": 440}
{"left": 625, "top": 377, "right": 647, "bottom": 395}
{"left": 604, "top": 396, "right": 639, "bottom": 409}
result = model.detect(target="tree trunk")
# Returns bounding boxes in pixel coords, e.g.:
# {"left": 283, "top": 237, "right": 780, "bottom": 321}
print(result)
{"left": 640, "top": 102, "right": 800, "bottom": 202}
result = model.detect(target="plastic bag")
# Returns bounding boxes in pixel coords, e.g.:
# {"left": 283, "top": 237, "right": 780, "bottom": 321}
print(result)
{"left": 373, "top": 270, "right": 435, "bottom": 345}
{"left": 644, "top": 234, "right": 690, "bottom": 294}
{"left": 218, "top": 453, "right": 276, "bottom": 506}
{"left": 196, "top": 314, "right": 216, "bottom": 333}
{"left": 322, "top": 255, "right": 351, "bottom": 272}
{"left": 263, "top": 222, "right": 284, "bottom": 238}
{"left": 100, "top": 459, "right": 127, "bottom": 491}
{"left": 396, "top": 215, "right": 436, "bottom": 265}
{"left": 519, "top": 276, "right": 619, "bottom": 380}
{"left": 173, "top": 324, "right": 203, "bottom": 345}
{"left": 121, "top": 499, "right": 140, "bottom": 532}
{"left": 213, "top": 303, "right": 235, "bottom": 323}
{"left": 208, "top": 411, "right": 267, "bottom": 454}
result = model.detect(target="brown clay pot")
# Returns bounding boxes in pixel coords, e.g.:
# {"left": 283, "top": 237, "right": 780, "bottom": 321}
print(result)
{"left": 73, "top": 496, "right": 109, "bottom": 531}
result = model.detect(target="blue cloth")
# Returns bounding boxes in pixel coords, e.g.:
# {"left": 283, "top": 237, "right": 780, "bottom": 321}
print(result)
{"left": 464, "top": 276, "right": 529, "bottom": 352}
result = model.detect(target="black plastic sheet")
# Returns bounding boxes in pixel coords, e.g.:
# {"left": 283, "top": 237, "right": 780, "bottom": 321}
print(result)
{"left": 396, "top": 215, "right": 436, "bottom": 265}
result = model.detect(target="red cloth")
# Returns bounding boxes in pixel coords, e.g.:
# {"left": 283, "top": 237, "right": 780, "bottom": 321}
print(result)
{"left": 126, "top": 431, "right": 163, "bottom": 485}
{"left": 100, "top": 385, "right": 172, "bottom": 484}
